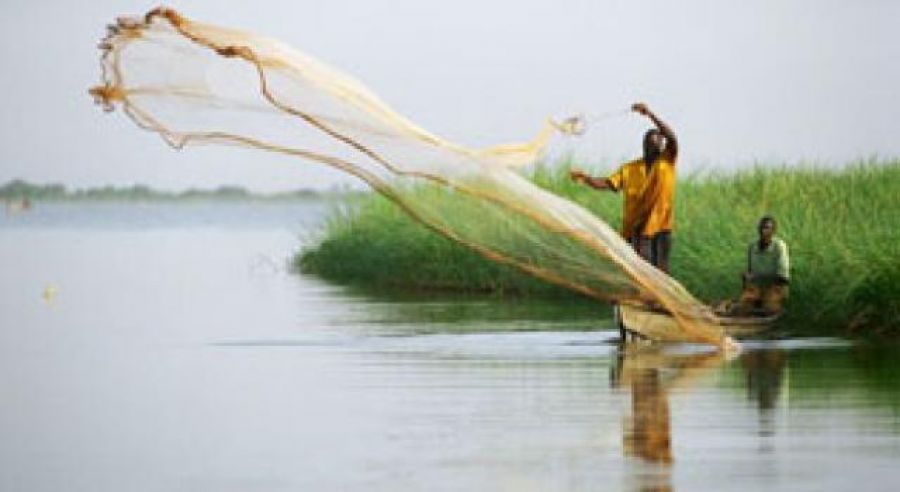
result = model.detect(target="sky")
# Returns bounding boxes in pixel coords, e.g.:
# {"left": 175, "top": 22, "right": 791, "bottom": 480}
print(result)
{"left": 1, "top": 0, "right": 899, "bottom": 192}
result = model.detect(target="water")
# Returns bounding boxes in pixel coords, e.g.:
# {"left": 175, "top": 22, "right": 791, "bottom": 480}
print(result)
{"left": 1, "top": 202, "right": 898, "bottom": 491}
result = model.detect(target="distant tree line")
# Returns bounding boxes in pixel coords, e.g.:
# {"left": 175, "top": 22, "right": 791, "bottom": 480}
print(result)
{"left": 0, "top": 179, "right": 346, "bottom": 201}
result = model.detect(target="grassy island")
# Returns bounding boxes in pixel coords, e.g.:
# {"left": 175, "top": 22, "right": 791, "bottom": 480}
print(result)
{"left": 297, "top": 159, "right": 900, "bottom": 336}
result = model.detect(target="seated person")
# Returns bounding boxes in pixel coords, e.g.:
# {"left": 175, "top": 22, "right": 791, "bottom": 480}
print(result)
{"left": 735, "top": 216, "right": 790, "bottom": 315}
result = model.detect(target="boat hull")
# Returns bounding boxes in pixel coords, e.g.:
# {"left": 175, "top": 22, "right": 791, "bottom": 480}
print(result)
{"left": 615, "top": 304, "right": 778, "bottom": 343}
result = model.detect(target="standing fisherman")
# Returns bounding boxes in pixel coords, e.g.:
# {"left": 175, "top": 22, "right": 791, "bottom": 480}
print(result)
{"left": 570, "top": 102, "right": 679, "bottom": 274}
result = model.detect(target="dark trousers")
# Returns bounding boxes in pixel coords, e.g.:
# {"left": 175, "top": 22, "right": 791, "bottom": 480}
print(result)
{"left": 634, "top": 231, "right": 672, "bottom": 274}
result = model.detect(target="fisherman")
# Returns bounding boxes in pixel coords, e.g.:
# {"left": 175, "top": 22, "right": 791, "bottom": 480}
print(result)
{"left": 736, "top": 216, "right": 790, "bottom": 315}
{"left": 570, "top": 103, "right": 678, "bottom": 273}
{"left": 569, "top": 151, "right": 647, "bottom": 251}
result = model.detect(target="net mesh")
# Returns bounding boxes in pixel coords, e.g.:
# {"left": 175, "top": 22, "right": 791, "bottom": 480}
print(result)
{"left": 90, "top": 8, "right": 727, "bottom": 346}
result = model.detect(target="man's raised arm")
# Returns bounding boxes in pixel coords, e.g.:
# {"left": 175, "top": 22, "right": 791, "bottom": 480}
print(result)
{"left": 632, "top": 103, "right": 679, "bottom": 161}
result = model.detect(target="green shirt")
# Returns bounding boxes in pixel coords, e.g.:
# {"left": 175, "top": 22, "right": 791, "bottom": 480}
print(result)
{"left": 747, "top": 237, "right": 790, "bottom": 285}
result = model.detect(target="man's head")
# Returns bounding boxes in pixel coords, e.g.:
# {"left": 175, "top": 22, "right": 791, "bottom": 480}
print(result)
{"left": 643, "top": 129, "right": 665, "bottom": 163}
{"left": 758, "top": 216, "right": 777, "bottom": 242}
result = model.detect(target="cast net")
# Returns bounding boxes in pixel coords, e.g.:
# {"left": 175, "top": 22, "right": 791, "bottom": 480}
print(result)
{"left": 90, "top": 8, "right": 727, "bottom": 346}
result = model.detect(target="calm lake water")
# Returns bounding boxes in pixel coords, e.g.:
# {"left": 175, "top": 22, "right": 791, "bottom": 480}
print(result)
{"left": 1, "top": 202, "right": 898, "bottom": 491}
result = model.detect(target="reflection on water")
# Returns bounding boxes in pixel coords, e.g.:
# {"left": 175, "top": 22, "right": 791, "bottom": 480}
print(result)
{"left": 612, "top": 346, "right": 722, "bottom": 491}
{"left": 610, "top": 344, "right": 793, "bottom": 492}
{"left": 614, "top": 346, "right": 678, "bottom": 465}
{"left": 741, "top": 349, "right": 789, "bottom": 441}
{"left": 742, "top": 349, "right": 788, "bottom": 412}
{"left": 1, "top": 203, "right": 899, "bottom": 491}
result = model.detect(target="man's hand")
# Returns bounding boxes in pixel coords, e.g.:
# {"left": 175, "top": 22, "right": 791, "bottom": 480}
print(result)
{"left": 631, "top": 102, "right": 651, "bottom": 116}
{"left": 569, "top": 169, "right": 587, "bottom": 183}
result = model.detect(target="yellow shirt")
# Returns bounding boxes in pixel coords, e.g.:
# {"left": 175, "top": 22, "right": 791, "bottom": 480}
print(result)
{"left": 638, "top": 157, "right": 676, "bottom": 236}
{"left": 607, "top": 159, "right": 649, "bottom": 238}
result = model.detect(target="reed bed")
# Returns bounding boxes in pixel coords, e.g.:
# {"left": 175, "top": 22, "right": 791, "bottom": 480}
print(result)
{"left": 297, "top": 159, "right": 900, "bottom": 336}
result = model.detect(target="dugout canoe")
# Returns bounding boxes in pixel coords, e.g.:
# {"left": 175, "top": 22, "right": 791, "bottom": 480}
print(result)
{"left": 614, "top": 303, "right": 780, "bottom": 343}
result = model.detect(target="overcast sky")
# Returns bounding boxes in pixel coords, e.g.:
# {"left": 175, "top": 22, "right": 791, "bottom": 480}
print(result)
{"left": 1, "top": 0, "right": 898, "bottom": 191}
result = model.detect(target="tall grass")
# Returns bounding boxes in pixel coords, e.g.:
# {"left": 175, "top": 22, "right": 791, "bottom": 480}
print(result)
{"left": 297, "top": 159, "right": 900, "bottom": 336}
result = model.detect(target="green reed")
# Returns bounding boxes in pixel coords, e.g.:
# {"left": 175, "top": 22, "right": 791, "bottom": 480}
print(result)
{"left": 297, "top": 159, "right": 900, "bottom": 336}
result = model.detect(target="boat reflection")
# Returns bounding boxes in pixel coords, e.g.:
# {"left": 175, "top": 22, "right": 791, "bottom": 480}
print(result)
{"left": 611, "top": 343, "right": 789, "bottom": 491}
{"left": 613, "top": 344, "right": 723, "bottom": 464}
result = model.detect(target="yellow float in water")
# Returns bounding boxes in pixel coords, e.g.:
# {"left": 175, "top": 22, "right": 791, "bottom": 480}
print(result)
{"left": 42, "top": 285, "right": 57, "bottom": 303}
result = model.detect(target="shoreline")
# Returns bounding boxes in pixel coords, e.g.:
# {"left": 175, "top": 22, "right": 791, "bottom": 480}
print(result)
{"left": 297, "top": 159, "right": 900, "bottom": 337}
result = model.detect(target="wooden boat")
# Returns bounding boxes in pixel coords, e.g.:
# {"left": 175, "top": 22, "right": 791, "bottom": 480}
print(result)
{"left": 614, "top": 303, "right": 780, "bottom": 343}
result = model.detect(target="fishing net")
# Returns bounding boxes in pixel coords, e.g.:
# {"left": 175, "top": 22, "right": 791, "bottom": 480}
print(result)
{"left": 89, "top": 8, "right": 728, "bottom": 346}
